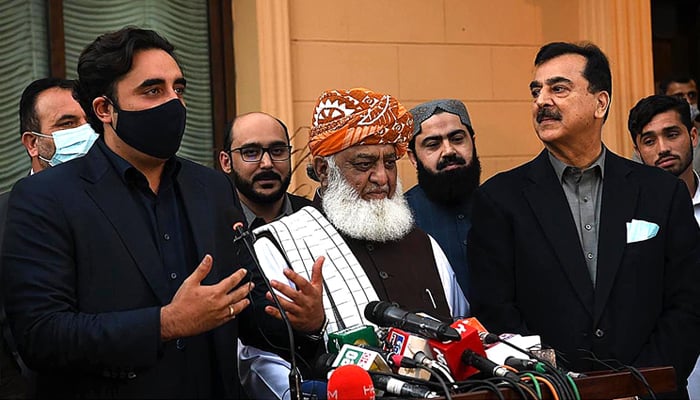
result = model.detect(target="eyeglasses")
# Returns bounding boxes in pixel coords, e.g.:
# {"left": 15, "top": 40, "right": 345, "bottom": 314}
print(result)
{"left": 229, "top": 145, "right": 292, "bottom": 162}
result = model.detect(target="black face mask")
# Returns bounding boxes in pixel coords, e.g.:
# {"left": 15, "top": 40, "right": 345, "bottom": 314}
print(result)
{"left": 110, "top": 98, "right": 187, "bottom": 159}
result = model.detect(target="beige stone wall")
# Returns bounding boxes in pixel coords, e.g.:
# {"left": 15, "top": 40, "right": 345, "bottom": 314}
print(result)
{"left": 234, "top": 0, "right": 654, "bottom": 198}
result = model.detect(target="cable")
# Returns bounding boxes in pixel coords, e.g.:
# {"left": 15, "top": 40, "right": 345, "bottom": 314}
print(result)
{"left": 520, "top": 372, "right": 542, "bottom": 399}
{"left": 414, "top": 364, "right": 452, "bottom": 400}
{"left": 565, "top": 374, "right": 581, "bottom": 400}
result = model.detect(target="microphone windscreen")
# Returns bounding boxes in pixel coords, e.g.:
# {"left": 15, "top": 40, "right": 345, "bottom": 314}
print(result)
{"left": 327, "top": 365, "right": 375, "bottom": 400}
{"left": 363, "top": 301, "right": 384, "bottom": 322}
{"left": 428, "top": 319, "right": 486, "bottom": 380}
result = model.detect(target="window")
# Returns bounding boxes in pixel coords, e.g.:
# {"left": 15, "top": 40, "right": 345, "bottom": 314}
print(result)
{"left": 0, "top": 0, "right": 235, "bottom": 192}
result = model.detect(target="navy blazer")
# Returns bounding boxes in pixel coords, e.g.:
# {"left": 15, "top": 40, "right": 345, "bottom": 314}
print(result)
{"left": 1, "top": 143, "right": 252, "bottom": 398}
{"left": 468, "top": 149, "right": 700, "bottom": 393}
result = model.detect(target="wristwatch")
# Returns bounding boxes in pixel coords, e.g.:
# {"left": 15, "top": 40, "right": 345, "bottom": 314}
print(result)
{"left": 304, "top": 315, "right": 328, "bottom": 341}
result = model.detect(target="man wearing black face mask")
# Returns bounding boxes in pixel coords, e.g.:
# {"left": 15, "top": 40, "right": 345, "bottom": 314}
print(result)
{"left": 405, "top": 99, "right": 481, "bottom": 297}
{"left": 1, "top": 27, "right": 325, "bottom": 399}
{"left": 218, "top": 112, "right": 314, "bottom": 230}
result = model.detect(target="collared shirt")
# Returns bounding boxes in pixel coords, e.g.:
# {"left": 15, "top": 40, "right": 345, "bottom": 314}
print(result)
{"left": 405, "top": 185, "right": 472, "bottom": 296}
{"left": 95, "top": 139, "right": 210, "bottom": 397}
{"left": 241, "top": 194, "right": 295, "bottom": 230}
{"left": 548, "top": 148, "right": 606, "bottom": 286}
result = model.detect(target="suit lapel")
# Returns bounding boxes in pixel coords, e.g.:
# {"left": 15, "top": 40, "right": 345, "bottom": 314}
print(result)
{"left": 523, "top": 151, "right": 595, "bottom": 316}
{"left": 593, "top": 152, "right": 637, "bottom": 324}
{"left": 177, "top": 162, "right": 220, "bottom": 285}
{"left": 80, "top": 145, "right": 171, "bottom": 304}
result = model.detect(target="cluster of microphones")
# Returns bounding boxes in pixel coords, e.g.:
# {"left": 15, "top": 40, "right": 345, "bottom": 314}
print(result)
{"left": 303, "top": 301, "right": 584, "bottom": 400}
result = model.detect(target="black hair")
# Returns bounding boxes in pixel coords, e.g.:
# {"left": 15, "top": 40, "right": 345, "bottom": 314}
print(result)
{"left": 19, "top": 78, "right": 75, "bottom": 136}
{"left": 627, "top": 94, "right": 693, "bottom": 143}
{"left": 659, "top": 75, "right": 696, "bottom": 95}
{"left": 74, "top": 26, "right": 177, "bottom": 134}
{"left": 535, "top": 42, "right": 612, "bottom": 121}
{"left": 223, "top": 112, "right": 289, "bottom": 151}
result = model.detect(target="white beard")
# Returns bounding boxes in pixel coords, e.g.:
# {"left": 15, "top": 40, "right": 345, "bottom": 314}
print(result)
{"left": 322, "top": 157, "right": 414, "bottom": 242}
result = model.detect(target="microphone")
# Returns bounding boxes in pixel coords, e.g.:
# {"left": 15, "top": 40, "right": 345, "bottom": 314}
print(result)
{"left": 385, "top": 327, "right": 433, "bottom": 380}
{"left": 364, "top": 301, "right": 460, "bottom": 342}
{"left": 427, "top": 319, "right": 485, "bottom": 380}
{"left": 462, "top": 349, "right": 520, "bottom": 380}
{"left": 327, "top": 325, "right": 380, "bottom": 353}
{"left": 313, "top": 344, "right": 393, "bottom": 378}
{"left": 232, "top": 222, "right": 302, "bottom": 400}
{"left": 504, "top": 356, "right": 542, "bottom": 372}
{"left": 332, "top": 344, "right": 392, "bottom": 373}
{"left": 370, "top": 374, "right": 439, "bottom": 399}
{"left": 326, "top": 365, "right": 375, "bottom": 400}
{"left": 301, "top": 380, "right": 327, "bottom": 400}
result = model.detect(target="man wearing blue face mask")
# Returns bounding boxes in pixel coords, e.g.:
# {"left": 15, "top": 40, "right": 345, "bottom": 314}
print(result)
{"left": 0, "top": 77, "right": 94, "bottom": 398}
{"left": 18, "top": 78, "right": 95, "bottom": 173}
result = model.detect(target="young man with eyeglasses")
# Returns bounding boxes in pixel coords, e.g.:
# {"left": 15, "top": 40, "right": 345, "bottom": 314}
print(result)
{"left": 219, "top": 112, "right": 314, "bottom": 229}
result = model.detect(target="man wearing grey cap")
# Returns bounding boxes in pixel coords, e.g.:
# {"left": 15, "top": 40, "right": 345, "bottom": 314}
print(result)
{"left": 406, "top": 99, "right": 481, "bottom": 296}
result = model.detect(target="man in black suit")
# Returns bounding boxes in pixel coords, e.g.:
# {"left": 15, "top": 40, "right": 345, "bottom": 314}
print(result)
{"left": 0, "top": 77, "right": 95, "bottom": 397}
{"left": 1, "top": 27, "right": 264, "bottom": 398}
{"left": 218, "top": 112, "right": 314, "bottom": 229}
{"left": 468, "top": 42, "right": 700, "bottom": 397}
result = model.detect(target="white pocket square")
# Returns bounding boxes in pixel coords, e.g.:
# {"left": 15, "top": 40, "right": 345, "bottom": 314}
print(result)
{"left": 626, "top": 219, "right": 659, "bottom": 244}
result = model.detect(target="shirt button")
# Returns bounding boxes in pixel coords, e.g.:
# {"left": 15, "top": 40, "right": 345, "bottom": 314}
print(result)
{"left": 457, "top": 214, "right": 465, "bottom": 220}
{"left": 176, "top": 339, "right": 186, "bottom": 350}
{"left": 163, "top": 233, "right": 170, "bottom": 240}
{"left": 587, "top": 252, "right": 594, "bottom": 259}
{"left": 583, "top": 197, "right": 589, "bottom": 202}
{"left": 463, "top": 239, "right": 467, "bottom": 245}
{"left": 594, "top": 329, "right": 605, "bottom": 338}
{"left": 170, "top": 272, "right": 177, "bottom": 280}
{"left": 366, "top": 244, "right": 374, "bottom": 251}
{"left": 379, "top": 271, "right": 389, "bottom": 279}
{"left": 585, "top": 224, "right": 592, "bottom": 230}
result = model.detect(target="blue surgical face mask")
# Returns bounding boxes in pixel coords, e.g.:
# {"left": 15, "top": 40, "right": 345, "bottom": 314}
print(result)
{"left": 33, "top": 123, "right": 99, "bottom": 166}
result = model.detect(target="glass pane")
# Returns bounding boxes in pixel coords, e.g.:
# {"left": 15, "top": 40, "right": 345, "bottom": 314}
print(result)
{"left": 0, "top": 0, "right": 49, "bottom": 192}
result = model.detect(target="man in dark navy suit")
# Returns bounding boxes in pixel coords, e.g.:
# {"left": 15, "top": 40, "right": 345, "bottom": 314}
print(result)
{"left": 1, "top": 28, "right": 263, "bottom": 398}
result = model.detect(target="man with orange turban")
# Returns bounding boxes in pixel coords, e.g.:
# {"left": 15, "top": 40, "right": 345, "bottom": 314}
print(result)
{"left": 238, "top": 88, "right": 468, "bottom": 399}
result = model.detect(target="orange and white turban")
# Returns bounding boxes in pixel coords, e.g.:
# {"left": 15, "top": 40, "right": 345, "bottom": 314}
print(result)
{"left": 308, "top": 88, "right": 413, "bottom": 158}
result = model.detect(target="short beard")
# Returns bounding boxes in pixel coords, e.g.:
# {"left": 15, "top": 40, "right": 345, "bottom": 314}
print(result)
{"left": 322, "top": 157, "right": 414, "bottom": 242}
{"left": 231, "top": 169, "right": 291, "bottom": 204}
{"left": 416, "top": 147, "right": 481, "bottom": 206}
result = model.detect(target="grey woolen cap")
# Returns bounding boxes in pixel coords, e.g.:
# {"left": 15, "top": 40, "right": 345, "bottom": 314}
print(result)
{"left": 409, "top": 99, "right": 473, "bottom": 137}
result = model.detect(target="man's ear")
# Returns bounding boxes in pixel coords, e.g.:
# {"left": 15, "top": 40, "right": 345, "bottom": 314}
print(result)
{"left": 219, "top": 151, "right": 232, "bottom": 173}
{"left": 313, "top": 156, "right": 329, "bottom": 188}
{"left": 691, "top": 126, "right": 698, "bottom": 148}
{"left": 21, "top": 132, "right": 39, "bottom": 157}
{"left": 407, "top": 149, "right": 418, "bottom": 168}
{"left": 93, "top": 96, "right": 113, "bottom": 125}
{"left": 594, "top": 91, "right": 611, "bottom": 120}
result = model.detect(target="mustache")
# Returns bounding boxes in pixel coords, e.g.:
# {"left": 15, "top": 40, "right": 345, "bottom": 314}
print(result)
{"left": 536, "top": 108, "right": 562, "bottom": 123}
{"left": 436, "top": 154, "right": 467, "bottom": 171}
{"left": 252, "top": 171, "right": 282, "bottom": 182}
{"left": 655, "top": 151, "right": 679, "bottom": 166}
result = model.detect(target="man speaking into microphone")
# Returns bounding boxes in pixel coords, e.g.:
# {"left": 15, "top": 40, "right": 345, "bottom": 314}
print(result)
{"left": 238, "top": 88, "right": 469, "bottom": 399}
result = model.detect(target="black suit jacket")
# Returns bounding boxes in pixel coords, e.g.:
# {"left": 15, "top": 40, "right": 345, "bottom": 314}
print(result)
{"left": 468, "top": 149, "right": 700, "bottom": 392}
{"left": 1, "top": 142, "right": 254, "bottom": 398}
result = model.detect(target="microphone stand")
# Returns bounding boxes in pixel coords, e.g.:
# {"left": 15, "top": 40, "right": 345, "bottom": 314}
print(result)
{"left": 234, "top": 225, "right": 302, "bottom": 400}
